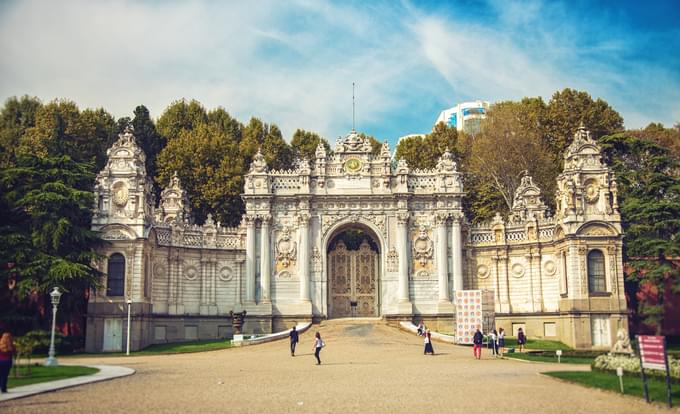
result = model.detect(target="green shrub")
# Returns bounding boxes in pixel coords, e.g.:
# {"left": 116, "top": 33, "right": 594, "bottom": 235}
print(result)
{"left": 592, "top": 354, "right": 680, "bottom": 383}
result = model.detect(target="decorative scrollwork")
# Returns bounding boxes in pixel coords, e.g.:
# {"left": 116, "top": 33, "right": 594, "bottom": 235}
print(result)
{"left": 412, "top": 226, "right": 433, "bottom": 266}
{"left": 276, "top": 228, "right": 297, "bottom": 268}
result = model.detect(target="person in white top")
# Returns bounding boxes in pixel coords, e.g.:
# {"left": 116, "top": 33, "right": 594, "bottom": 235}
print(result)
{"left": 487, "top": 329, "right": 498, "bottom": 357}
{"left": 497, "top": 328, "right": 506, "bottom": 357}
{"left": 313, "top": 332, "right": 324, "bottom": 365}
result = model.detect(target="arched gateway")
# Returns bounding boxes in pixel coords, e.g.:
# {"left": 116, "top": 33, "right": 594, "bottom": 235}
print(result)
{"left": 241, "top": 129, "right": 465, "bottom": 320}
{"left": 327, "top": 226, "right": 381, "bottom": 318}
{"left": 88, "top": 126, "right": 628, "bottom": 352}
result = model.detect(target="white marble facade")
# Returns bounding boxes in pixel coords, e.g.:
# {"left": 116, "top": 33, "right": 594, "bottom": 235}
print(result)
{"left": 86, "top": 126, "right": 627, "bottom": 351}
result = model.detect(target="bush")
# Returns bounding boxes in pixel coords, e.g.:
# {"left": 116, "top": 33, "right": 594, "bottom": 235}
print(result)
{"left": 592, "top": 354, "right": 680, "bottom": 383}
{"left": 22, "top": 330, "right": 84, "bottom": 354}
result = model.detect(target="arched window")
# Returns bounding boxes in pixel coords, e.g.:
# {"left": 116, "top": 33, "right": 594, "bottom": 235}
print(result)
{"left": 587, "top": 250, "right": 606, "bottom": 293}
{"left": 107, "top": 253, "right": 125, "bottom": 296}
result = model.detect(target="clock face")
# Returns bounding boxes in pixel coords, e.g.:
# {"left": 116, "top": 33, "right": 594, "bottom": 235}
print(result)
{"left": 344, "top": 158, "right": 362, "bottom": 173}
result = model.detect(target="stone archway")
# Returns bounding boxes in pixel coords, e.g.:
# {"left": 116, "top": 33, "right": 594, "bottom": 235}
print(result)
{"left": 327, "top": 226, "right": 381, "bottom": 318}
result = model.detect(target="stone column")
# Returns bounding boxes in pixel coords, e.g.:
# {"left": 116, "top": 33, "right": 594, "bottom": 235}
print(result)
{"left": 451, "top": 215, "right": 464, "bottom": 293}
{"left": 397, "top": 213, "right": 410, "bottom": 303}
{"left": 245, "top": 216, "right": 256, "bottom": 302}
{"left": 298, "top": 214, "right": 311, "bottom": 302}
{"left": 260, "top": 216, "right": 271, "bottom": 303}
{"left": 436, "top": 215, "right": 449, "bottom": 302}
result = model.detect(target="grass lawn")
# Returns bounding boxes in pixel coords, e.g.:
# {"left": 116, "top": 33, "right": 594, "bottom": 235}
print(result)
{"left": 8, "top": 365, "right": 99, "bottom": 389}
{"left": 134, "top": 339, "right": 232, "bottom": 355}
{"left": 44, "top": 338, "right": 234, "bottom": 358}
{"left": 546, "top": 370, "right": 679, "bottom": 405}
{"left": 503, "top": 337, "right": 571, "bottom": 351}
{"left": 506, "top": 352, "right": 593, "bottom": 364}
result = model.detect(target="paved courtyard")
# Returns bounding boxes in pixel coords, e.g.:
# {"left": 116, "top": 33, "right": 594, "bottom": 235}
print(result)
{"left": 1, "top": 321, "right": 673, "bottom": 413}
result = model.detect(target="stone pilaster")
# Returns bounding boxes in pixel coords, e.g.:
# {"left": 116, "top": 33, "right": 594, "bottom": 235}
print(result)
{"left": 436, "top": 214, "right": 449, "bottom": 302}
{"left": 451, "top": 215, "right": 464, "bottom": 293}
{"left": 396, "top": 212, "right": 412, "bottom": 313}
{"left": 298, "top": 213, "right": 311, "bottom": 303}
{"left": 260, "top": 215, "right": 271, "bottom": 303}
{"left": 245, "top": 215, "right": 256, "bottom": 303}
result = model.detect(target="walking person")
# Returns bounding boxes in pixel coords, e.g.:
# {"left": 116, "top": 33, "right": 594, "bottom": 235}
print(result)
{"left": 423, "top": 330, "right": 435, "bottom": 355}
{"left": 416, "top": 322, "right": 425, "bottom": 336}
{"left": 473, "top": 329, "right": 483, "bottom": 359}
{"left": 498, "top": 328, "right": 506, "bottom": 357}
{"left": 487, "top": 329, "right": 498, "bottom": 357}
{"left": 312, "top": 332, "right": 324, "bottom": 365}
{"left": 289, "top": 326, "right": 299, "bottom": 356}
{"left": 0, "top": 332, "right": 15, "bottom": 393}
{"left": 517, "top": 328, "right": 526, "bottom": 353}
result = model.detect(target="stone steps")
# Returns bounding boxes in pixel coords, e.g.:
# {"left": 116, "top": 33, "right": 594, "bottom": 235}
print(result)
{"left": 320, "top": 317, "right": 386, "bottom": 326}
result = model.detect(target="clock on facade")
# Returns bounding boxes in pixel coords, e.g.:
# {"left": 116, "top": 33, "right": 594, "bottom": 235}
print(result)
{"left": 344, "top": 158, "right": 362, "bottom": 173}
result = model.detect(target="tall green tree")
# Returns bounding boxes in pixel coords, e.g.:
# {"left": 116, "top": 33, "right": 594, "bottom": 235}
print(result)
{"left": 544, "top": 88, "right": 624, "bottom": 154}
{"left": 600, "top": 133, "right": 680, "bottom": 333}
{"left": 208, "top": 107, "right": 242, "bottom": 140}
{"left": 395, "top": 123, "right": 460, "bottom": 170}
{"left": 290, "top": 129, "right": 331, "bottom": 162}
{"left": 240, "top": 117, "right": 293, "bottom": 170}
{"left": 124, "top": 105, "right": 167, "bottom": 200}
{"left": 468, "top": 100, "right": 558, "bottom": 216}
{"left": 156, "top": 99, "right": 208, "bottom": 140}
{"left": 0, "top": 95, "right": 42, "bottom": 168}
{"left": 0, "top": 155, "right": 102, "bottom": 331}
{"left": 156, "top": 123, "right": 245, "bottom": 226}
{"left": 628, "top": 122, "right": 680, "bottom": 157}
{"left": 17, "top": 100, "right": 116, "bottom": 171}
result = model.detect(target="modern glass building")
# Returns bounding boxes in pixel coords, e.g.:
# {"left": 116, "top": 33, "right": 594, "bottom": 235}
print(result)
{"left": 434, "top": 101, "right": 489, "bottom": 135}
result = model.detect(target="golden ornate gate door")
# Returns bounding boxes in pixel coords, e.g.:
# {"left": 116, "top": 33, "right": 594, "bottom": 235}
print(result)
{"left": 328, "top": 240, "right": 378, "bottom": 318}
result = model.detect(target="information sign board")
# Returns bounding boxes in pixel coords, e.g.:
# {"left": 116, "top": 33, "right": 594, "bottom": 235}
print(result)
{"left": 639, "top": 335, "right": 666, "bottom": 371}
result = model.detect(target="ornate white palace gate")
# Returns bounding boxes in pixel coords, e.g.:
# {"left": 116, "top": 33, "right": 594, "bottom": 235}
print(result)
{"left": 87, "top": 126, "right": 629, "bottom": 351}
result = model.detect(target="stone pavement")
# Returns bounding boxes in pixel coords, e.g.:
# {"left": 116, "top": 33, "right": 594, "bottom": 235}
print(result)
{"left": 0, "top": 320, "right": 675, "bottom": 413}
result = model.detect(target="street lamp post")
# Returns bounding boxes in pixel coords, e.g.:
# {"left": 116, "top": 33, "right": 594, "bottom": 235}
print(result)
{"left": 126, "top": 298, "right": 132, "bottom": 356}
{"left": 45, "top": 287, "right": 62, "bottom": 367}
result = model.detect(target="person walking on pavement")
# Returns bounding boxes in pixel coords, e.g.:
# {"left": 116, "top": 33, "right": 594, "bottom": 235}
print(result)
{"left": 497, "top": 328, "right": 506, "bottom": 357}
{"left": 517, "top": 328, "right": 527, "bottom": 353}
{"left": 0, "top": 332, "right": 15, "bottom": 393}
{"left": 313, "top": 332, "right": 324, "bottom": 365}
{"left": 424, "top": 330, "right": 435, "bottom": 355}
{"left": 473, "top": 329, "right": 483, "bottom": 359}
{"left": 487, "top": 329, "right": 498, "bottom": 357}
{"left": 289, "top": 326, "right": 299, "bottom": 356}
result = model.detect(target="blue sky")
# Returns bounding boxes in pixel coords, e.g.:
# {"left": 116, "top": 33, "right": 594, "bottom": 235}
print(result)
{"left": 1, "top": 0, "right": 679, "bottom": 148}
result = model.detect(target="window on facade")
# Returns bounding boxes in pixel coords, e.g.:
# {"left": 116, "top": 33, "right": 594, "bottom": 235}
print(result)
{"left": 107, "top": 253, "right": 125, "bottom": 296}
{"left": 587, "top": 250, "right": 606, "bottom": 293}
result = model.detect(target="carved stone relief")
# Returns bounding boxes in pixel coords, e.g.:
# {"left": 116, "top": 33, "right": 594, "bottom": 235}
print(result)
{"left": 275, "top": 228, "right": 297, "bottom": 268}
{"left": 412, "top": 226, "right": 433, "bottom": 267}
{"left": 386, "top": 247, "right": 398, "bottom": 272}
{"left": 511, "top": 262, "right": 525, "bottom": 278}
{"left": 477, "top": 263, "right": 490, "bottom": 279}
{"left": 218, "top": 266, "right": 233, "bottom": 282}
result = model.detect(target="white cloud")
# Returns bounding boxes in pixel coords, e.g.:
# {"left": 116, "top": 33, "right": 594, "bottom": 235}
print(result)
{"left": 0, "top": 0, "right": 678, "bottom": 143}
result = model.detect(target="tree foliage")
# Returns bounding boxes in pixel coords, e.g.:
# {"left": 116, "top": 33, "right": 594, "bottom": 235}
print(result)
{"left": 600, "top": 133, "right": 680, "bottom": 332}
{"left": 543, "top": 88, "right": 624, "bottom": 155}
{"left": 628, "top": 122, "right": 680, "bottom": 158}
{"left": 0, "top": 155, "right": 102, "bottom": 330}
{"left": 239, "top": 117, "right": 293, "bottom": 171}
{"left": 466, "top": 100, "right": 558, "bottom": 219}
{"left": 16, "top": 100, "right": 117, "bottom": 170}
{"left": 290, "top": 129, "right": 331, "bottom": 162}
{"left": 156, "top": 99, "right": 209, "bottom": 140}
{"left": 0, "top": 95, "right": 42, "bottom": 168}
{"left": 395, "top": 123, "right": 460, "bottom": 170}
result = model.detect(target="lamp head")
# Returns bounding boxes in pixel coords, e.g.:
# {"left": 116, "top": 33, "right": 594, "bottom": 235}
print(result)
{"left": 50, "top": 286, "right": 62, "bottom": 305}
{"left": 127, "top": 299, "right": 132, "bottom": 304}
